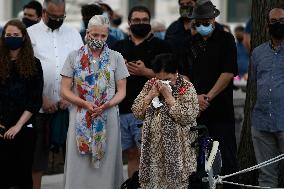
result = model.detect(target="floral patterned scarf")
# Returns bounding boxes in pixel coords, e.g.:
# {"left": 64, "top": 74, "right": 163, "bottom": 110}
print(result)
{"left": 74, "top": 44, "right": 110, "bottom": 168}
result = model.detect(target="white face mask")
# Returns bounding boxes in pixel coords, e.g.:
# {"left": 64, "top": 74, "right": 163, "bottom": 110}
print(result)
{"left": 87, "top": 38, "right": 105, "bottom": 49}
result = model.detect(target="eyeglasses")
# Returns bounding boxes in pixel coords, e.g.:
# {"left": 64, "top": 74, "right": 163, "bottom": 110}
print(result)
{"left": 130, "top": 18, "right": 150, "bottom": 24}
{"left": 194, "top": 21, "right": 211, "bottom": 27}
{"left": 45, "top": 10, "right": 66, "bottom": 21}
{"left": 269, "top": 18, "right": 284, "bottom": 24}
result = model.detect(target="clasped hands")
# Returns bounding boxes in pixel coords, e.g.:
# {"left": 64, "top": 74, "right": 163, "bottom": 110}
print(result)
{"left": 126, "top": 60, "right": 146, "bottom": 76}
{"left": 84, "top": 101, "right": 111, "bottom": 118}
{"left": 198, "top": 94, "right": 211, "bottom": 112}
{"left": 43, "top": 97, "right": 70, "bottom": 114}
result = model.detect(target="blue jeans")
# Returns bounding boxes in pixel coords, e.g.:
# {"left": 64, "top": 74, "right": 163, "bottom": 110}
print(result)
{"left": 120, "top": 113, "right": 142, "bottom": 151}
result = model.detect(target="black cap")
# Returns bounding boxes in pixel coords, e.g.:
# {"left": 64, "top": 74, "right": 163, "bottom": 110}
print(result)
{"left": 189, "top": 1, "right": 220, "bottom": 19}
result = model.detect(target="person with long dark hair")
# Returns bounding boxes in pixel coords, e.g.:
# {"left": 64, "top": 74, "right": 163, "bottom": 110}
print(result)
{"left": 0, "top": 19, "right": 43, "bottom": 189}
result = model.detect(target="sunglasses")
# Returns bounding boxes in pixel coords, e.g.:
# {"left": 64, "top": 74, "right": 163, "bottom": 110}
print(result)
{"left": 194, "top": 21, "right": 211, "bottom": 27}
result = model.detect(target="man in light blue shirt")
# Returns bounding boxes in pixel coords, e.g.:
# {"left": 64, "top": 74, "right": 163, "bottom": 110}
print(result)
{"left": 251, "top": 4, "right": 284, "bottom": 187}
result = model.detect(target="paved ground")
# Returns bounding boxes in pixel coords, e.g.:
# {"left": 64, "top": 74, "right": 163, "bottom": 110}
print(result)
{"left": 42, "top": 174, "right": 63, "bottom": 189}
{"left": 42, "top": 165, "right": 128, "bottom": 189}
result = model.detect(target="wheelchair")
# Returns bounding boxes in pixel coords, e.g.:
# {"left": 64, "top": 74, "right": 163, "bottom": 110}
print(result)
{"left": 121, "top": 125, "right": 222, "bottom": 189}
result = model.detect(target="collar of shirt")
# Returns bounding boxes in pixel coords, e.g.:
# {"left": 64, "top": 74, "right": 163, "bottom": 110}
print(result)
{"left": 269, "top": 40, "right": 284, "bottom": 52}
{"left": 129, "top": 33, "right": 154, "bottom": 45}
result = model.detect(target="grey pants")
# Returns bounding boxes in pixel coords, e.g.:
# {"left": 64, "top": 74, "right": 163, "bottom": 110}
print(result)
{"left": 252, "top": 127, "right": 284, "bottom": 187}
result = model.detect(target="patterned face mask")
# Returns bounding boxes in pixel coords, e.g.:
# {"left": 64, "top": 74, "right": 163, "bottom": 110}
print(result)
{"left": 179, "top": 5, "right": 193, "bottom": 18}
{"left": 87, "top": 38, "right": 105, "bottom": 49}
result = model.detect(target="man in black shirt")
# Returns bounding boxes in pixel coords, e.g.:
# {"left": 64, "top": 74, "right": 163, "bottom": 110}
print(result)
{"left": 22, "top": 1, "right": 42, "bottom": 28}
{"left": 112, "top": 6, "right": 170, "bottom": 177}
{"left": 189, "top": 1, "right": 239, "bottom": 188}
{"left": 165, "top": 0, "right": 196, "bottom": 53}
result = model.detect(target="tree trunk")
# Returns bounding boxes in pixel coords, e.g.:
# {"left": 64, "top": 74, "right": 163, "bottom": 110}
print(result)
{"left": 238, "top": 0, "right": 284, "bottom": 188}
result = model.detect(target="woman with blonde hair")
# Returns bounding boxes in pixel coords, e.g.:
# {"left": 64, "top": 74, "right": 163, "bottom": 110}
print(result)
{"left": 61, "top": 15, "right": 129, "bottom": 189}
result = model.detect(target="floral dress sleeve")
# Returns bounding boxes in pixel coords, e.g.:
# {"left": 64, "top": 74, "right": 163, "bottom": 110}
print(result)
{"left": 169, "top": 80, "right": 199, "bottom": 126}
{"left": 131, "top": 78, "right": 155, "bottom": 120}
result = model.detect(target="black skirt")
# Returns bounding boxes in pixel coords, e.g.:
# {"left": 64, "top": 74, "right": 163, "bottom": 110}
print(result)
{"left": 0, "top": 125, "right": 35, "bottom": 189}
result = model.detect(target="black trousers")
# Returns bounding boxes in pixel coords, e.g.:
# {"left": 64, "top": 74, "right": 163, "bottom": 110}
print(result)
{"left": 0, "top": 126, "right": 35, "bottom": 189}
{"left": 206, "top": 122, "right": 239, "bottom": 189}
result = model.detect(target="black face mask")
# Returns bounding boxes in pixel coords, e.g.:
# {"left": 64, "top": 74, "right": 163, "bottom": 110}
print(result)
{"left": 268, "top": 22, "right": 284, "bottom": 39}
{"left": 179, "top": 5, "right": 194, "bottom": 19}
{"left": 112, "top": 17, "right": 122, "bottom": 26}
{"left": 130, "top": 24, "right": 151, "bottom": 38}
{"left": 22, "top": 17, "right": 38, "bottom": 28}
{"left": 46, "top": 17, "right": 64, "bottom": 31}
{"left": 5, "top": 37, "right": 24, "bottom": 50}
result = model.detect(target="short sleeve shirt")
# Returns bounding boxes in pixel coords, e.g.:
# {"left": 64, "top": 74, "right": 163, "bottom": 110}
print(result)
{"left": 61, "top": 48, "right": 129, "bottom": 99}
{"left": 190, "top": 28, "right": 238, "bottom": 124}
{"left": 112, "top": 34, "right": 171, "bottom": 113}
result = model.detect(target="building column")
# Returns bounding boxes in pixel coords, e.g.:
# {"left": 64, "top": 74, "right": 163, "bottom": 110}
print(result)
{"left": 0, "top": 0, "right": 12, "bottom": 24}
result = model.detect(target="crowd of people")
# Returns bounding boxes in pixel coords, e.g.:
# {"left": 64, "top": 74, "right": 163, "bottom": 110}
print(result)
{"left": 0, "top": 0, "right": 284, "bottom": 189}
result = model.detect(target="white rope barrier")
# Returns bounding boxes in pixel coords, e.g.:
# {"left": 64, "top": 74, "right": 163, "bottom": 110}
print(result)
{"left": 220, "top": 181, "right": 284, "bottom": 189}
{"left": 221, "top": 154, "right": 284, "bottom": 180}
{"left": 205, "top": 153, "right": 284, "bottom": 189}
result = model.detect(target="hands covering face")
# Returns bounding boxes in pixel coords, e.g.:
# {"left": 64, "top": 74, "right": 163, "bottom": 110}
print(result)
{"left": 148, "top": 80, "right": 173, "bottom": 99}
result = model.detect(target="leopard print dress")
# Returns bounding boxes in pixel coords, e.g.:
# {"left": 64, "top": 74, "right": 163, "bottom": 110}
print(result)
{"left": 131, "top": 75, "right": 199, "bottom": 189}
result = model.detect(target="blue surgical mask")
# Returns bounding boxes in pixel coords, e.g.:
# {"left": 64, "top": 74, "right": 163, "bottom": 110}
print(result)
{"left": 4, "top": 37, "right": 24, "bottom": 50}
{"left": 154, "top": 31, "right": 166, "bottom": 40}
{"left": 196, "top": 24, "right": 214, "bottom": 36}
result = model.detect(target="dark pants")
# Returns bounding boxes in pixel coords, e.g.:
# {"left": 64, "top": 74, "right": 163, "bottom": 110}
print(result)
{"left": 33, "top": 110, "right": 69, "bottom": 171}
{"left": 32, "top": 113, "right": 52, "bottom": 172}
{"left": 0, "top": 126, "right": 35, "bottom": 189}
{"left": 206, "top": 122, "right": 239, "bottom": 189}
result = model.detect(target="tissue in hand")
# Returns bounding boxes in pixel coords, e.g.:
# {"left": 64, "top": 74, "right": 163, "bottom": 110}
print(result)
{"left": 152, "top": 97, "right": 163, "bottom": 108}
{"left": 160, "top": 80, "right": 172, "bottom": 91}
{"left": 151, "top": 80, "right": 172, "bottom": 108}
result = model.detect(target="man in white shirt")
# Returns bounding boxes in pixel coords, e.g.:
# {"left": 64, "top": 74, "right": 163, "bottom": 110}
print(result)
{"left": 27, "top": 0, "right": 83, "bottom": 189}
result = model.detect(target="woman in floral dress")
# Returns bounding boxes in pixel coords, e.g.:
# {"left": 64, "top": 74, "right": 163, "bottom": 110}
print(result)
{"left": 132, "top": 53, "right": 199, "bottom": 189}
{"left": 60, "top": 15, "right": 129, "bottom": 189}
